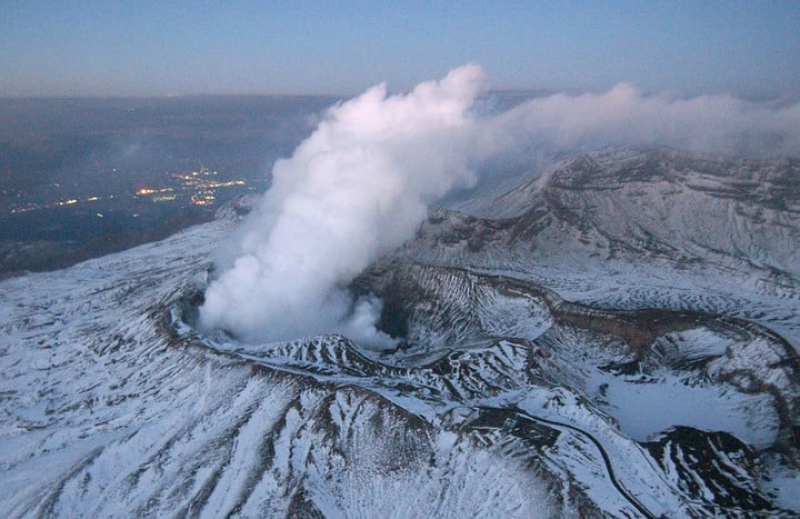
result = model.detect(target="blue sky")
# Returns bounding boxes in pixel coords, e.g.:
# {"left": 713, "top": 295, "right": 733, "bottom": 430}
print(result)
{"left": 2, "top": 1, "right": 799, "bottom": 98}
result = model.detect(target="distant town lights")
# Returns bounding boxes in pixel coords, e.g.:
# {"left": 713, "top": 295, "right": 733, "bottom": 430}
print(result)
{"left": 4, "top": 170, "right": 251, "bottom": 216}
{"left": 135, "top": 187, "right": 173, "bottom": 196}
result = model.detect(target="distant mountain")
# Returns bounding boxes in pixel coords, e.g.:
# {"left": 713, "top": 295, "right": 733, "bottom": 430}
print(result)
{"left": 1, "top": 147, "right": 798, "bottom": 517}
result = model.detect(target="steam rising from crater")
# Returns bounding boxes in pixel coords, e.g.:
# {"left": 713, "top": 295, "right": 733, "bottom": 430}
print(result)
{"left": 200, "top": 64, "right": 800, "bottom": 348}
{"left": 199, "top": 64, "right": 485, "bottom": 348}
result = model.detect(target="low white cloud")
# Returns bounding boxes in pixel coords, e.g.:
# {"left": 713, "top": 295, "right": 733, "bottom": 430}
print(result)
{"left": 480, "top": 83, "right": 800, "bottom": 158}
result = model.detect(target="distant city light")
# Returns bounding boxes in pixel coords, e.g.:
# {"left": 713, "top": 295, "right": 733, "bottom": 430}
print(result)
{"left": 4, "top": 168, "right": 251, "bottom": 217}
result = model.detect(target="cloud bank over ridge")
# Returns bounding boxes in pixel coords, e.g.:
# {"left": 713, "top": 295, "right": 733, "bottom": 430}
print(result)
{"left": 481, "top": 83, "right": 800, "bottom": 158}
{"left": 200, "top": 65, "right": 800, "bottom": 348}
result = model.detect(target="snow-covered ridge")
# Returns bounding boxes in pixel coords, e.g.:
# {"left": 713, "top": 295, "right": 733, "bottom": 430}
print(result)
{"left": 410, "top": 148, "right": 800, "bottom": 346}
{"left": 439, "top": 148, "right": 800, "bottom": 279}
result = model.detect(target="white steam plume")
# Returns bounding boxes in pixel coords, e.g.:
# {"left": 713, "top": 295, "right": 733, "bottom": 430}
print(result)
{"left": 199, "top": 64, "right": 485, "bottom": 348}
{"left": 480, "top": 83, "right": 800, "bottom": 158}
{"left": 200, "top": 66, "right": 800, "bottom": 348}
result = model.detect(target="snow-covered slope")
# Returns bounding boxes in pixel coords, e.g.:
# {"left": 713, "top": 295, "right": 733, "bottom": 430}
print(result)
{"left": 1, "top": 222, "right": 564, "bottom": 518}
{"left": 2, "top": 147, "right": 799, "bottom": 518}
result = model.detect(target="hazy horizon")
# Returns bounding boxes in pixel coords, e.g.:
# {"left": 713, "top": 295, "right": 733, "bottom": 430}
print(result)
{"left": 2, "top": 2, "right": 799, "bottom": 99}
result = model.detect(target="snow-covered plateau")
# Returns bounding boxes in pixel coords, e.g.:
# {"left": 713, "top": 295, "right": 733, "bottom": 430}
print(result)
{"left": 2, "top": 148, "right": 799, "bottom": 517}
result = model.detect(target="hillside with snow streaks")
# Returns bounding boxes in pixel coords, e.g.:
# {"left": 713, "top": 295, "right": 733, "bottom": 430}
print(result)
{"left": 2, "top": 147, "right": 800, "bottom": 517}
{"left": 0, "top": 222, "right": 561, "bottom": 518}
{"left": 421, "top": 148, "right": 800, "bottom": 345}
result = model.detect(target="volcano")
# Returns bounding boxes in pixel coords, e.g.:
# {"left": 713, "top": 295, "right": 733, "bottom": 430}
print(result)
{"left": 2, "top": 148, "right": 799, "bottom": 518}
